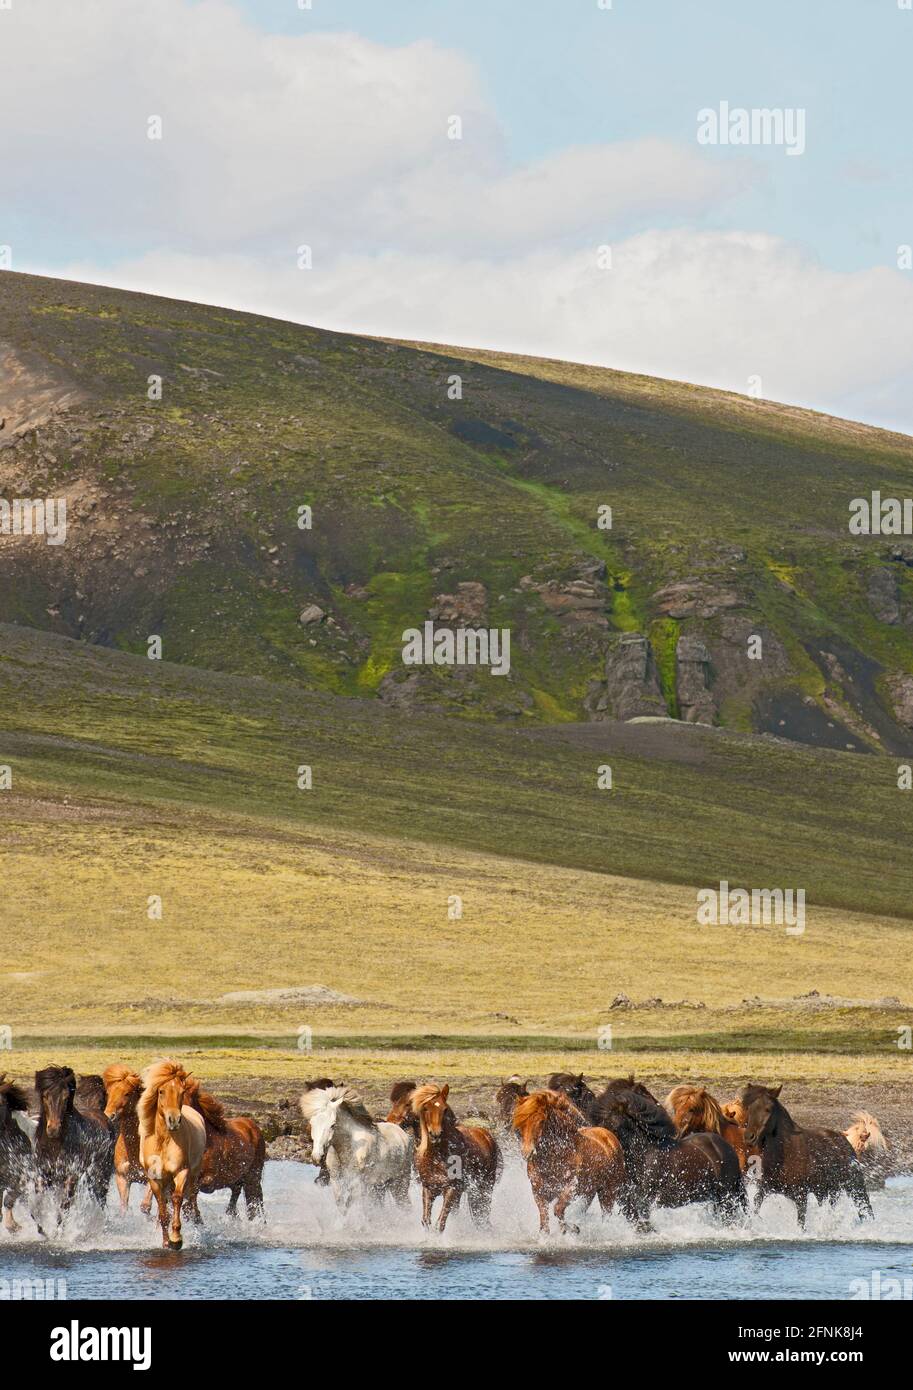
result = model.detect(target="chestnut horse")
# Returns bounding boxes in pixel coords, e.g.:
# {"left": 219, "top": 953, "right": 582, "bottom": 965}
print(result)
{"left": 410, "top": 1084, "right": 500, "bottom": 1231}
{"left": 844, "top": 1111, "right": 889, "bottom": 1185}
{"left": 513, "top": 1090, "right": 625, "bottom": 1234}
{"left": 34, "top": 1065, "right": 114, "bottom": 1222}
{"left": 184, "top": 1080, "right": 265, "bottom": 1219}
{"left": 494, "top": 1076, "right": 529, "bottom": 1133}
{"left": 138, "top": 1060, "right": 206, "bottom": 1249}
{"left": 386, "top": 1080, "right": 419, "bottom": 1136}
{"left": 740, "top": 1084, "right": 872, "bottom": 1226}
{"left": 665, "top": 1085, "right": 749, "bottom": 1172}
{"left": 594, "top": 1083, "right": 745, "bottom": 1228}
{"left": 0, "top": 1075, "right": 33, "bottom": 1233}
{"left": 103, "top": 1064, "right": 152, "bottom": 1214}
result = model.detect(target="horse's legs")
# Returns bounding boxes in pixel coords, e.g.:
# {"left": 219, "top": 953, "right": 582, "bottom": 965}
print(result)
{"left": 243, "top": 1171, "right": 265, "bottom": 1219}
{"left": 168, "top": 1170, "right": 190, "bottom": 1249}
{"left": 794, "top": 1192, "right": 808, "bottom": 1229}
{"left": 148, "top": 1178, "right": 171, "bottom": 1249}
{"left": 850, "top": 1173, "right": 874, "bottom": 1221}
{"left": 115, "top": 1172, "right": 131, "bottom": 1213}
{"left": 226, "top": 1183, "right": 242, "bottom": 1217}
{"left": 554, "top": 1181, "right": 581, "bottom": 1235}
{"left": 437, "top": 1185, "right": 459, "bottom": 1233}
{"left": 139, "top": 1182, "right": 153, "bottom": 1216}
{"left": 2, "top": 1187, "right": 21, "bottom": 1234}
{"left": 421, "top": 1185, "right": 435, "bottom": 1229}
{"left": 467, "top": 1183, "right": 494, "bottom": 1227}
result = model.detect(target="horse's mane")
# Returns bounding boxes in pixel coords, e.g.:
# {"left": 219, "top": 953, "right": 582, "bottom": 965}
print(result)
{"left": 102, "top": 1063, "right": 143, "bottom": 1104}
{"left": 848, "top": 1111, "right": 888, "bottom": 1152}
{"left": 513, "top": 1089, "right": 585, "bottom": 1148}
{"left": 299, "top": 1083, "right": 376, "bottom": 1128}
{"left": 75, "top": 1074, "right": 108, "bottom": 1113}
{"left": 389, "top": 1080, "right": 417, "bottom": 1106}
{"left": 138, "top": 1060, "right": 192, "bottom": 1137}
{"left": 600, "top": 1075, "right": 657, "bottom": 1102}
{"left": 35, "top": 1065, "right": 76, "bottom": 1099}
{"left": 597, "top": 1086, "right": 677, "bottom": 1147}
{"left": 665, "top": 1084, "right": 726, "bottom": 1135}
{"left": 302, "top": 1077, "right": 338, "bottom": 1092}
{"left": 184, "top": 1079, "right": 227, "bottom": 1131}
{"left": 722, "top": 1098, "right": 747, "bottom": 1125}
{"left": 0, "top": 1073, "right": 29, "bottom": 1112}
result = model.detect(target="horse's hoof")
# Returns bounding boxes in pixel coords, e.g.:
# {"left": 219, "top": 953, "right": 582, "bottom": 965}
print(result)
{"left": 168, "top": 1236, "right": 183, "bottom": 1250}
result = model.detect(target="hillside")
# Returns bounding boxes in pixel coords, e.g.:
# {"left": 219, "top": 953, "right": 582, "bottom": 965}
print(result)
{"left": 3, "top": 271, "right": 913, "bottom": 748}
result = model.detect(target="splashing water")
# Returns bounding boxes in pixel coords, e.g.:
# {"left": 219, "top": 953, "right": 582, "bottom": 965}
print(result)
{"left": 3, "top": 1156, "right": 912, "bottom": 1300}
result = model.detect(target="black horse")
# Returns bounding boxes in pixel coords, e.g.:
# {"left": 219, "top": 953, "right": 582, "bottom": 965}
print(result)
{"left": 741, "top": 1084, "right": 872, "bottom": 1226}
{"left": 35, "top": 1065, "right": 114, "bottom": 1221}
{"left": 546, "top": 1073, "right": 600, "bottom": 1122}
{"left": 0, "top": 1075, "right": 33, "bottom": 1234}
{"left": 594, "top": 1083, "right": 745, "bottom": 1229}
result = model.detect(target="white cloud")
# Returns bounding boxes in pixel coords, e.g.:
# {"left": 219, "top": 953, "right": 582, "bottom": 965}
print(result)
{"left": 5, "top": 0, "right": 912, "bottom": 433}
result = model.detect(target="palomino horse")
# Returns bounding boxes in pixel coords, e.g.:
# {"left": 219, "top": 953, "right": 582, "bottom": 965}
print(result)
{"left": 300, "top": 1085, "right": 412, "bottom": 1210}
{"left": 410, "top": 1084, "right": 500, "bottom": 1232}
{"left": 103, "top": 1064, "right": 152, "bottom": 1214}
{"left": 594, "top": 1084, "right": 745, "bottom": 1229}
{"left": 665, "top": 1085, "right": 749, "bottom": 1172}
{"left": 0, "top": 1075, "right": 33, "bottom": 1234}
{"left": 184, "top": 1079, "right": 265, "bottom": 1219}
{"left": 740, "top": 1084, "right": 872, "bottom": 1226}
{"left": 513, "top": 1090, "right": 625, "bottom": 1234}
{"left": 138, "top": 1060, "right": 206, "bottom": 1249}
{"left": 34, "top": 1065, "right": 115, "bottom": 1222}
{"left": 844, "top": 1111, "right": 889, "bottom": 1185}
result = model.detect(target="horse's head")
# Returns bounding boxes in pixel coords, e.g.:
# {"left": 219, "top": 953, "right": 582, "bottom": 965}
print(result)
{"left": 740, "top": 1083, "right": 783, "bottom": 1148}
{"left": 411, "top": 1084, "right": 451, "bottom": 1147}
{"left": 666, "top": 1085, "right": 721, "bottom": 1137}
{"left": 495, "top": 1076, "right": 529, "bottom": 1126}
{"left": 722, "top": 1098, "right": 747, "bottom": 1127}
{"left": 547, "top": 1072, "right": 595, "bottom": 1113}
{"left": 300, "top": 1085, "right": 347, "bottom": 1163}
{"left": 139, "top": 1060, "right": 192, "bottom": 1135}
{"left": 513, "top": 1090, "right": 582, "bottom": 1159}
{"left": 0, "top": 1074, "right": 29, "bottom": 1129}
{"left": 386, "top": 1081, "right": 419, "bottom": 1133}
{"left": 36, "top": 1065, "right": 76, "bottom": 1140}
{"left": 102, "top": 1064, "right": 142, "bottom": 1120}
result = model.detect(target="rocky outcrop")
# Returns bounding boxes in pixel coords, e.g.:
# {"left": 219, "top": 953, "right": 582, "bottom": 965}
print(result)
{"left": 428, "top": 581, "right": 487, "bottom": 626}
{"left": 884, "top": 672, "right": 913, "bottom": 728}
{"left": 521, "top": 571, "right": 609, "bottom": 627}
{"left": 676, "top": 635, "right": 714, "bottom": 724}
{"left": 653, "top": 580, "right": 741, "bottom": 620}
{"left": 587, "top": 631, "right": 667, "bottom": 721}
{"left": 868, "top": 568, "right": 900, "bottom": 625}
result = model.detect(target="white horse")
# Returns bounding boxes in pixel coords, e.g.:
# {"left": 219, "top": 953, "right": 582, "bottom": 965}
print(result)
{"left": 299, "top": 1086, "right": 412, "bottom": 1209}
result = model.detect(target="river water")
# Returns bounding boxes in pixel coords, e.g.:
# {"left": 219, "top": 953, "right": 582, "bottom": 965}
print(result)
{"left": 2, "top": 1160, "right": 912, "bottom": 1301}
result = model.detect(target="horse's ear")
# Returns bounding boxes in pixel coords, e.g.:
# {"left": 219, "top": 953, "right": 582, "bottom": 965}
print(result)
{"left": 441, "top": 1084, "right": 449, "bottom": 1102}
{"left": 771, "top": 1085, "right": 782, "bottom": 1098}
{"left": 577, "top": 1073, "right": 585, "bottom": 1084}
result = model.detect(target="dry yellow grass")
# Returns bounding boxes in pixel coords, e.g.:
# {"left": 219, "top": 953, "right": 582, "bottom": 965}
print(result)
{"left": 3, "top": 796, "right": 913, "bottom": 1086}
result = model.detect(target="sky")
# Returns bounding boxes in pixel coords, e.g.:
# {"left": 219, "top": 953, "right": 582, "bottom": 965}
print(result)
{"left": 3, "top": 0, "right": 912, "bottom": 431}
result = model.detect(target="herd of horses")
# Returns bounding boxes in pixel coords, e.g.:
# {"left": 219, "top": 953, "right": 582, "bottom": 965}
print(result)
{"left": 302, "top": 1070, "right": 885, "bottom": 1235}
{"left": 0, "top": 1062, "right": 888, "bottom": 1247}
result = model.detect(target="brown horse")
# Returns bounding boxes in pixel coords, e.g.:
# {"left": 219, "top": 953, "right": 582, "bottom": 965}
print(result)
{"left": 0, "top": 1075, "right": 33, "bottom": 1233}
{"left": 35, "top": 1065, "right": 114, "bottom": 1222}
{"left": 494, "top": 1076, "right": 529, "bottom": 1133}
{"left": 594, "top": 1083, "right": 745, "bottom": 1228}
{"left": 741, "top": 1084, "right": 872, "bottom": 1226}
{"left": 184, "top": 1079, "right": 265, "bottom": 1219}
{"left": 103, "top": 1064, "right": 153, "bottom": 1214}
{"left": 410, "top": 1084, "right": 500, "bottom": 1231}
{"left": 844, "top": 1111, "right": 889, "bottom": 1185}
{"left": 138, "top": 1060, "right": 206, "bottom": 1249}
{"left": 513, "top": 1090, "right": 625, "bottom": 1234}
{"left": 386, "top": 1080, "right": 419, "bottom": 1134}
{"left": 547, "top": 1073, "right": 600, "bottom": 1122}
{"left": 665, "top": 1085, "right": 750, "bottom": 1172}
